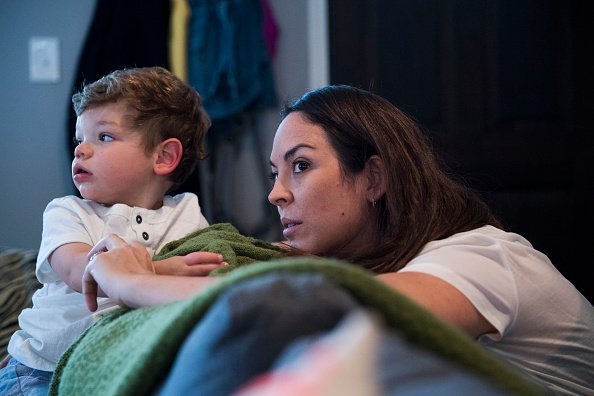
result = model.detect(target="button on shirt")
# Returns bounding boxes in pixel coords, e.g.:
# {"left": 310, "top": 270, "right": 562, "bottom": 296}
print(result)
{"left": 9, "top": 193, "right": 209, "bottom": 371}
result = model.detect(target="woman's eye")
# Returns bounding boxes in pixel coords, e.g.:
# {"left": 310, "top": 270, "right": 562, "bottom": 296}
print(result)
{"left": 293, "top": 161, "right": 310, "bottom": 173}
{"left": 73, "top": 137, "right": 82, "bottom": 146}
{"left": 268, "top": 171, "right": 278, "bottom": 181}
{"left": 99, "top": 133, "right": 114, "bottom": 142}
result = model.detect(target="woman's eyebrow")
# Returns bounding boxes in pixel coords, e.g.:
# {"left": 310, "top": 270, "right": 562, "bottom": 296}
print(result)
{"left": 283, "top": 144, "right": 314, "bottom": 161}
{"left": 270, "top": 143, "right": 314, "bottom": 167}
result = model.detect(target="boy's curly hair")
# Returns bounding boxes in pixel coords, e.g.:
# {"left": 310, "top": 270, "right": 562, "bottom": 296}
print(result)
{"left": 72, "top": 67, "right": 211, "bottom": 186}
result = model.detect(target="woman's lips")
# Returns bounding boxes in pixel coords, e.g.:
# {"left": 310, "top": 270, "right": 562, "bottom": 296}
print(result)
{"left": 281, "top": 220, "right": 302, "bottom": 239}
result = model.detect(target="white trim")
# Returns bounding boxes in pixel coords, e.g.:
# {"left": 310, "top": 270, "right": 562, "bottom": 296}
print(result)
{"left": 307, "top": 0, "right": 329, "bottom": 88}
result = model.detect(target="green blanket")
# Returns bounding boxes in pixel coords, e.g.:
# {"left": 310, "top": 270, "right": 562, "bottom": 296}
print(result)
{"left": 49, "top": 225, "right": 544, "bottom": 395}
{"left": 153, "top": 222, "right": 284, "bottom": 274}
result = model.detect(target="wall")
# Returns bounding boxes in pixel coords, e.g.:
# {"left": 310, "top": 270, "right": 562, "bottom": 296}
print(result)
{"left": 0, "top": 0, "right": 328, "bottom": 249}
{"left": 0, "top": 0, "right": 96, "bottom": 249}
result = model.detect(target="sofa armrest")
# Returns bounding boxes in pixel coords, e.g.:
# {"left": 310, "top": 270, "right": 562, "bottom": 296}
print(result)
{"left": 0, "top": 247, "right": 40, "bottom": 358}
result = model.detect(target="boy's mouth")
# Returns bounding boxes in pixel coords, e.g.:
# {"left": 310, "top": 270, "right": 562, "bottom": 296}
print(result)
{"left": 73, "top": 164, "right": 92, "bottom": 178}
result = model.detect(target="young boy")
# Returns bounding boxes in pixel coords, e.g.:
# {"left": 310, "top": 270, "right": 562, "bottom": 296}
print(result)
{"left": 0, "top": 67, "right": 224, "bottom": 394}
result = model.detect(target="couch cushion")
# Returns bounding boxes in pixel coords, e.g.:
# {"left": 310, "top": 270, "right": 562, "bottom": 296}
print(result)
{"left": 0, "top": 247, "right": 40, "bottom": 358}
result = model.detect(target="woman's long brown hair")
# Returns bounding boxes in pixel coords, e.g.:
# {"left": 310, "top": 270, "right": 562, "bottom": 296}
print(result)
{"left": 282, "top": 85, "right": 501, "bottom": 273}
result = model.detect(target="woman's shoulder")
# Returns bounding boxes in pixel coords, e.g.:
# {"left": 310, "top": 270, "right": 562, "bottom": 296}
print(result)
{"left": 420, "top": 225, "right": 538, "bottom": 257}
{"left": 408, "top": 225, "right": 557, "bottom": 283}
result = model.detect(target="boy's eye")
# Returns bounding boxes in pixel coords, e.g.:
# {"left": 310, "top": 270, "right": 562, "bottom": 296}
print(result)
{"left": 73, "top": 137, "right": 82, "bottom": 146}
{"left": 99, "top": 133, "right": 114, "bottom": 142}
{"left": 293, "top": 161, "right": 310, "bottom": 173}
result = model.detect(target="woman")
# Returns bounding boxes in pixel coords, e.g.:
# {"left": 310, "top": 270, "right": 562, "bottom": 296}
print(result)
{"left": 82, "top": 85, "right": 593, "bottom": 394}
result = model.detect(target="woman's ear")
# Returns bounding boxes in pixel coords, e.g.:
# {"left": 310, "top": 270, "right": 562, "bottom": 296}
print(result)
{"left": 365, "top": 155, "right": 387, "bottom": 203}
{"left": 154, "top": 138, "right": 183, "bottom": 176}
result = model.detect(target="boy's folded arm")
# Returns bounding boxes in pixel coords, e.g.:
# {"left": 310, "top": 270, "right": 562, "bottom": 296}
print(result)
{"left": 153, "top": 252, "right": 227, "bottom": 276}
{"left": 49, "top": 241, "right": 224, "bottom": 296}
{"left": 49, "top": 242, "right": 94, "bottom": 292}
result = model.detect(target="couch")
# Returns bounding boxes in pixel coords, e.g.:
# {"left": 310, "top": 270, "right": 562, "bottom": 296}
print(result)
{"left": 0, "top": 247, "right": 40, "bottom": 359}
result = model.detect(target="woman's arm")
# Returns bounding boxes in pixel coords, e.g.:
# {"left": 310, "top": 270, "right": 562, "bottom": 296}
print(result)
{"left": 83, "top": 234, "right": 221, "bottom": 311}
{"left": 51, "top": 241, "right": 224, "bottom": 295}
{"left": 376, "top": 271, "right": 496, "bottom": 338}
{"left": 82, "top": 234, "right": 496, "bottom": 339}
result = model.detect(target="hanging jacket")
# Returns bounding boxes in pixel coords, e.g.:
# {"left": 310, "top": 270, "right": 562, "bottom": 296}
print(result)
{"left": 67, "top": 0, "right": 171, "bottom": 155}
{"left": 188, "top": 0, "right": 277, "bottom": 121}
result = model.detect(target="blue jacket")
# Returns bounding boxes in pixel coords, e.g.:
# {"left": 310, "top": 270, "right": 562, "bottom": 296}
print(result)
{"left": 188, "top": 0, "right": 277, "bottom": 121}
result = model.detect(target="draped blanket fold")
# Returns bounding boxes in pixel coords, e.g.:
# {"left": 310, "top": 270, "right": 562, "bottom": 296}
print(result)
{"left": 49, "top": 225, "right": 543, "bottom": 395}
{"left": 154, "top": 222, "right": 284, "bottom": 274}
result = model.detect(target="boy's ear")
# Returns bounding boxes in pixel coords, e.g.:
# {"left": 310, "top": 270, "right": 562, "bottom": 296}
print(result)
{"left": 154, "top": 138, "right": 183, "bottom": 176}
{"left": 365, "top": 155, "right": 387, "bottom": 203}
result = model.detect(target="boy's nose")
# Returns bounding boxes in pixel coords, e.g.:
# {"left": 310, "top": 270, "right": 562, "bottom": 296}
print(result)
{"left": 74, "top": 143, "right": 89, "bottom": 158}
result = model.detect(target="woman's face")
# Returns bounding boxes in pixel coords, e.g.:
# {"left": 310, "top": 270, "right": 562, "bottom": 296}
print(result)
{"left": 268, "top": 112, "right": 375, "bottom": 257}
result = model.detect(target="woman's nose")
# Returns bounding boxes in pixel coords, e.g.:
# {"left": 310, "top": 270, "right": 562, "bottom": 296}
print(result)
{"left": 268, "top": 179, "right": 292, "bottom": 206}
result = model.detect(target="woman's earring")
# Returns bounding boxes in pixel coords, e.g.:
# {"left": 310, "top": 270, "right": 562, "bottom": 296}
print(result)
{"left": 372, "top": 200, "right": 377, "bottom": 208}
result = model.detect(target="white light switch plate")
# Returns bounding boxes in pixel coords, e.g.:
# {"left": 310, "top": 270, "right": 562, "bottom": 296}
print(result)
{"left": 29, "top": 37, "right": 60, "bottom": 83}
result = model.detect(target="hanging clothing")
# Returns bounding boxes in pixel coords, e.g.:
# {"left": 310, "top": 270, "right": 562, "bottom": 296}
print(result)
{"left": 67, "top": 0, "right": 171, "bottom": 156}
{"left": 187, "top": 0, "right": 277, "bottom": 121}
{"left": 187, "top": 0, "right": 278, "bottom": 234}
{"left": 169, "top": 0, "right": 192, "bottom": 82}
{"left": 261, "top": 0, "right": 279, "bottom": 59}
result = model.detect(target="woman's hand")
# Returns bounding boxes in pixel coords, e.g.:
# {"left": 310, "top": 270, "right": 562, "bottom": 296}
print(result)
{"left": 83, "top": 234, "right": 155, "bottom": 312}
{"left": 153, "top": 253, "right": 227, "bottom": 276}
{"left": 83, "top": 234, "right": 222, "bottom": 311}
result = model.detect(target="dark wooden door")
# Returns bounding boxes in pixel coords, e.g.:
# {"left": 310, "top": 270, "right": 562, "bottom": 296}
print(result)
{"left": 329, "top": 0, "right": 594, "bottom": 302}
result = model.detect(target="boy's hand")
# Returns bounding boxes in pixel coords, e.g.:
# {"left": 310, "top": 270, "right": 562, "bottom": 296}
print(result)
{"left": 153, "top": 253, "right": 227, "bottom": 276}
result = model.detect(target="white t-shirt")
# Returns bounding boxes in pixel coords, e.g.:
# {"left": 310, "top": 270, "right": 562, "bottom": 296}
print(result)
{"left": 400, "top": 225, "right": 594, "bottom": 395}
{"left": 8, "top": 193, "right": 209, "bottom": 371}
